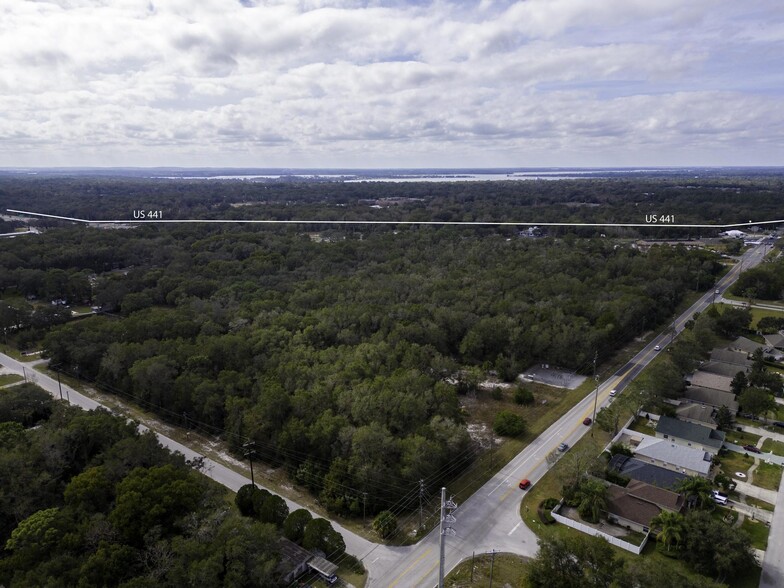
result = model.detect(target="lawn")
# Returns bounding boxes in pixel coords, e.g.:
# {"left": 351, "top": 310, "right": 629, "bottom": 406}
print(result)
{"left": 753, "top": 462, "right": 782, "bottom": 491}
{"left": 745, "top": 496, "right": 776, "bottom": 512}
{"left": 0, "top": 343, "right": 41, "bottom": 362}
{"left": 726, "top": 430, "right": 762, "bottom": 447}
{"left": 750, "top": 307, "right": 784, "bottom": 328}
{"left": 0, "top": 373, "right": 23, "bottom": 387}
{"left": 741, "top": 518, "right": 770, "bottom": 551}
{"left": 761, "top": 438, "right": 784, "bottom": 457}
{"left": 719, "top": 452, "right": 755, "bottom": 478}
{"left": 627, "top": 417, "right": 657, "bottom": 436}
{"left": 444, "top": 552, "right": 528, "bottom": 587}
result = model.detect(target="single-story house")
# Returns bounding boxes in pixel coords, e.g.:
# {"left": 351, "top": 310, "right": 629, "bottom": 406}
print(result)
{"left": 764, "top": 333, "right": 784, "bottom": 351}
{"left": 710, "top": 349, "right": 753, "bottom": 368}
{"left": 673, "top": 401, "right": 718, "bottom": 429}
{"left": 688, "top": 371, "right": 734, "bottom": 394}
{"left": 633, "top": 434, "right": 713, "bottom": 477}
{"left": 655, "top": 415, "right": 725, "bottom": 454}
{"left": 605, "top": 480, "right": 684, "bottom": 534}
{"left": 608, "top": 454, "right": 688, "bottom": 490}
{"left": 277, "top": 538, "right": 314, "bottom": 585}
{"left": 699, "top": 361, "right": 747, "bottom": 379}
{"left": 730, "top": 337, "right": 764, "bottom": 355}
{"left": 682, "top": 386, "right": 739, "bottom": 413}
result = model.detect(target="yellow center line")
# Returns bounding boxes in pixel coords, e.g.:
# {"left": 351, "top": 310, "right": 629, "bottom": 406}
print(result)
{"left": 414, "top": 560, "right": 439, "bottom": 587}
{"left": 387, "top": 548, "right": 432, "bottom": 588}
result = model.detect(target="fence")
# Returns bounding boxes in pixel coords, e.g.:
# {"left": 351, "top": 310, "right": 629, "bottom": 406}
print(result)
{"left": 551, "top": 502, "right": 650, "bottom": 555}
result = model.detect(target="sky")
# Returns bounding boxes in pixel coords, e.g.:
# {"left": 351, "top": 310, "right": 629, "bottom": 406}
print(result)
{"left": 1, "top": 0, "right": 782, "bottom": 168}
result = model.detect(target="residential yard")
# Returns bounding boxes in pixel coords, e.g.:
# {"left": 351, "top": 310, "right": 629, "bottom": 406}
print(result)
{"left": 444, "top": 552, "right": 528, "bottom": 587}
{"left": 753, "top": 462, "right": 782, "bottom": 491}
{"left": 745, "top": 496, "right": 776, "bottom": 512}
{"left": 0, "top": 343, "right": 41, "bottom": 362}
{"left": 726, "top": 430, "right": 762, "bottom": 447}
{"left": 741, "top": 518, "right": 770, "bottom": 551}
{"left": 750, "top": 307, "right": 784, "bottom": 327}
{"left": 761, "top": 438, "right": 784, "bottom": 457}
{"left": 0, "top": 373, "right": 23, "bottom": 387}
{"left": 627, "top": 417, "right": 657, "bottom": 436}
{"left": 719, "top": 452, "right": 755, "bottom": 478}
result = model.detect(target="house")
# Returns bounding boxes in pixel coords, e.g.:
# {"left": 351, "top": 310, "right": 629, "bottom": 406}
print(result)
{"left": 730, "top": 337, "right": 764, "bottom": 355}
{"left": 608, "top": 454, "right": 687, "bottom": 490}
{"left": 710, "top": 349, "right": 753, "bottom": 368}
{"left": 276, "top": 538, "right": 313, "bottom": 585}
{"left": 688, "top": 371, "right": 733, "bottom": 394}
{"left": 673, "top": 401, "right": 718, "bottom": 429}
{"left": 605, "top": 480, "right": 684, "bottom": 534}
{"left": 682, "top": 386, "right": 739, "bottom": 413}
{"left": 655, "top": 415, "right": 725, "bottom": 454}
{"left": 632, "top": 434, "right": 713, "bottom": 477}
{"left": 764, "top": 333, "right": 784, "bottom": 351}
{"left": 699, "top": 361, "right": 747, "bottom": 379}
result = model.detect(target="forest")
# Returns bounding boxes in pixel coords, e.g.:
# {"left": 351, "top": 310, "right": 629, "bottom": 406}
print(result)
{"left": 0, "top": 174, "right": 774, "bottom": 518}
{"left": 0, "top": 384, "right": 352, "bottom": 587}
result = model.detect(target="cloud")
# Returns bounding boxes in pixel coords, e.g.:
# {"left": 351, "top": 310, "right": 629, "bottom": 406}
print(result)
{"left": 0, "top": 0, "right": 781, "bottom": 166}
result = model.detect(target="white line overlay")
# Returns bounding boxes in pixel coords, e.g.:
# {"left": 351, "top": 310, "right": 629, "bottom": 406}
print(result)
{"left": 6, "top": 209, "right": 784, "bottom": 229}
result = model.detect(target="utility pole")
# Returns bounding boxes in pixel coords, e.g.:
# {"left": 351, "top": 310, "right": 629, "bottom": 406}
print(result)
{"left": 418, "top": 479, "right": 425, "bottom": 530}
{"left": 243, "top": 441, "right": 256, "bottom": 487}
{"left": 488, "top": 549, "right": 499, "bottom": 588}
{"left": 362, "top": 491, "right": 368, "bottom": 525}
{"left": 56, "top": 369, "right": 63, "bottom": 400}
{"left": 438, "top": 487, "right": 457, "bottom": 588}
{"left": 591, "top": 351, "right": 599, "bottom": 426}
{"left": 22, "top": 366, "right": 27, "bottom": 383}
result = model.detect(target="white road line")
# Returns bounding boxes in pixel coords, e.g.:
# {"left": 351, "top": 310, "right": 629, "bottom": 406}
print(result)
{"left": 508, "top": 522, "right": 521, "bottom": 535}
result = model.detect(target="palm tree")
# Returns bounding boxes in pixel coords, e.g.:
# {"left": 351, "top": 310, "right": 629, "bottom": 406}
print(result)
{"left": 650, "top": 510, "right": 685, "bottom": 552}
{"left": 676, "top": 475, "right": 714, "bottom": 510}
{"left": 577, "top": 479, "right": 607, "bottom": 524}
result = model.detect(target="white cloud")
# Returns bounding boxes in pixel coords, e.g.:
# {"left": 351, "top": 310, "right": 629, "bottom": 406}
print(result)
{"left": 0, "top": 0, "right": 781, "bottom": 166}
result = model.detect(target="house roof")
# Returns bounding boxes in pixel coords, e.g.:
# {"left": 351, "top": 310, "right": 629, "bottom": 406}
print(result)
{"left": 634, "top": 436, "right": 712, "bottom": 475}
{"left": 276, "top": 537, "right": 313, "bottom": 579}
{"left": 308, "top": 556, "right": 338, "bottom": 577}
{"left": 710, "top": 349, "right": 752, "bottom": 367}
{"left": 609, "top": 454, "right": 688, "bottom": 490}
{"left": 700, "top": 361, "right": 747, "bottom": 379}
{"left": 675, "top": 402, "right": 717, "bottom": 426}
{"left": 606, "top": 485, "right": 662, "bottom": 527}
{"left": 731, "top": 337, "right": 764, "bottom": 355}
{"left": 624, "top": 479, "right": 684, "bottom": 511}
{"left": 682, "top": 386, "right": 739, "bottom": 412}
{"left": 764, "top": 333, "right": 784, "bottom": 350}
{"left": 688, "top": 371, "right": 733, "bottom": 393}
{"left": 656, "top": 415, "right": 725, "bottom": 449}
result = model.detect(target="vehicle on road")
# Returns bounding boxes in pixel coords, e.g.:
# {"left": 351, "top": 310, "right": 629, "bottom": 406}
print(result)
{"left": 519, "top": 479, "right": 531, "bottom": 490}
{"left": 743, "top": 444, "right": 762, "bottom": 454}
{"left": 654, "top": 345, "right": 661, "bottom": 351}
{"left": 609, "top": 389, "right": 617, "bottom": 397}
{"left": 583, "top": 417, "right": 592, "bottom": 425}
{"left": 558, "top": 442, "right": 569, "bottom": 452}
{"left": 712, "top": 490, "right": 728, "bottom": 505}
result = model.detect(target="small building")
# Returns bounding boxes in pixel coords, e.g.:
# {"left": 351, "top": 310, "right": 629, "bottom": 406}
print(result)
{"left": 688, "top": 371, "right": 734, "bottom": 394}
{"left": 608, "top": 454, "right": 687, "bottom": 490}
{"left": 276, "top": 538, "right": 313, "bottom": 585}
{"left": 730, "top": 337, "right": 764, "bottom": 355}
{"left": 682, "top": 386, "right": 739, "bottom": 413}
{"left": 655, "top": 415, "right": 725, "bottom": 455}
{"left": 632, "top": 434, "right": 713, "bottom": 477}
{"left": 699, "top": 361, "right": 747, "bottom": 379}
{"left": 605, "top": 480, "right": 684, "bottom": 534}
{"left": 764, "top": 333, "right": 784, "bottom": 351}
{"left": 673, "top": 401, "right": 718, "bottom": 429}
{"left": 710, "top": 349, "right": 753, "bottom": 368}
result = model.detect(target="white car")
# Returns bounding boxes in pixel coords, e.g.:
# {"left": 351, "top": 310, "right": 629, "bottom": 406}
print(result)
{"left": 654, "top": 345, "right": 661, "bottom": 351}
{"left": 712, "top": 490, "right": 728, "bottom": 505}
{"left": 609, "top": 389, "right": 617, "bottom": 397}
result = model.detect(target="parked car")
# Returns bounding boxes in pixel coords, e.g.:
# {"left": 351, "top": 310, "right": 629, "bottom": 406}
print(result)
{"left": 583, "top": 417, "right": 592, "bottom": 426}
{"left": 712, "top": 490, "right": 728, "bottom": 505}
{"left": 519, "top": 479, "right": 532, "bottom": 490}
{"left": 743, "top": 444, "right": 762, "bottom": 454}
{"left": 774, "top": 421, "right": 784, "bottom": 429}
{"left": 558, "top": 442, "right": 569, "bottom": 452}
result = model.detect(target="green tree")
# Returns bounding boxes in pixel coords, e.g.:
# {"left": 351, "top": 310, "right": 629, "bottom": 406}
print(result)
{"left": 282, "top": 509, "right": 312, "bottom": 544}
{"left": 372, "top": 510, "right": 398, "bottom": 539}
{"left": 513, "top": 385, "right": 534, "bottom": 405}
{"left": 715, "top": 405, "right": 734, "bottom": 430}
{"left": 676, "top": 476, "right": 714, "bottom": 510}
{"left": 493, "top": 410, "right": 526, "bottom": 437}
{"left": 650, "top": 510, "right": 685, "bottom": 552}
{"left": 738, "top": 387, "right": 777, "bottom": 420}
{"left": 576, "top": 479, "right": 607, "bottom": 524}
{"left": 730, "top": 371, "right": 748, "bottom": 396}
{"left": 258, "top": 494, "right": 289, "bottom": 528}
{"left": 526, "top": 533, "right": 620, "bottom": 588}
{"left": 302, "top": 518, "right": 346, "bottom": 558}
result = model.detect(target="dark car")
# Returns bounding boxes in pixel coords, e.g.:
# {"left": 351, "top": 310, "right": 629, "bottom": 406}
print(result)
{"left": 558, "top": 442, "right": 569, "bottom": 452}
{"left": 743, "top": 444, "right": 762, "bottom": 454}
{"left": 583, "top": 417, "right": 592, "bottom": 426}
{"left": 774, "top": 422, "right": 784, "bottom": 429}
{"left": 519, "top": 479, "right": 532, "bottom": 490}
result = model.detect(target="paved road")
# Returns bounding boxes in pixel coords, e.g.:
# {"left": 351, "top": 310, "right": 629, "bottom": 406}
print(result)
{"left": 0, "top": 243, "right": 771, "bottom": 587}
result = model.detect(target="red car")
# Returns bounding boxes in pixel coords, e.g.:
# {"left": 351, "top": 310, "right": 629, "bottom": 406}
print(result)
{"left": 519, "top": 479, "right": 531, "bottom": 490}
{"left": 743, "top": 444, "right": 762, "bottom": 454}
{"left": 583, "top": 417, "right": 592, "bottom": 425}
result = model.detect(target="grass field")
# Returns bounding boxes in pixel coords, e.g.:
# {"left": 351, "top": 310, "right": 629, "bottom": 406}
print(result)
{"left": 0, "top": 373, "right": 23, "bottom": 387}
{"left": 726, "top": 430, "right": 762, "bottom": 447}
{"left": 741, "top": 518, "right": 770, "bottom": 551}
{"left": 745, "top": 496, "right": 776, "bottom": 512}
{"left": 753, "top": 462, "right": 782, "bottom": 491}
{"left": 719, "top": 452, "right": 755, "bottom": 478}
{"left": 444, "top": 552, "right": 529, "bottom": 587}
{"left": 761, "top": 438, "right": 784, "bottom": 457}
{"left": 750, "top": 307, "right": 784, "bottom": 328}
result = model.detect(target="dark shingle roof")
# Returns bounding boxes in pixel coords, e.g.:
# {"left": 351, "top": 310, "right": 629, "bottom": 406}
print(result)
{"left": 656, "top": 415, "right": 725, "bottom": 450}
{"left": 609, "top": 454, "right": 687, "bottom": 490}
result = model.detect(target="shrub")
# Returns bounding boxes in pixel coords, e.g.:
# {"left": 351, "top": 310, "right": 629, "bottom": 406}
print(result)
{"left": 493, "top": 411, "right": 526, "bottom": 437}
{"left": 372, "top": 510, "right": 398, "bottom": 539}
{"left": 514, "top": 386, "right": 534, "bottom": 405}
